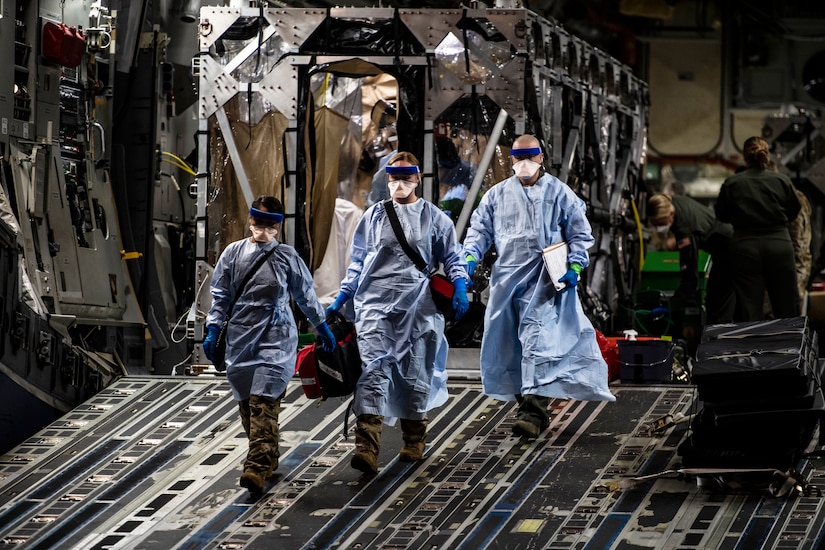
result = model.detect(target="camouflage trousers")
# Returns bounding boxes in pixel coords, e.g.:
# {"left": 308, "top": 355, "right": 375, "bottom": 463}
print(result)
{"left": 238, "top": 395, "right": 281, "bottom": 477}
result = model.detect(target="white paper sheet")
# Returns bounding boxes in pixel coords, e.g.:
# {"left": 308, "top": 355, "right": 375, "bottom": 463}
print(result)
{"left": 542, "top": 241, "right": 570, "bottom": 291}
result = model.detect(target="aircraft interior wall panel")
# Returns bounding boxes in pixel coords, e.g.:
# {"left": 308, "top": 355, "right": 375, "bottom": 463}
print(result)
{"left": 0, "top": 0, "right": 15, "bottom": 145}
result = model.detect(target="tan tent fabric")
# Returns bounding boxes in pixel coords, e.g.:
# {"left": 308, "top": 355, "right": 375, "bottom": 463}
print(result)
{"left": 208, "top": 96, "right": 288, "bottom": 264}
{"left": 304, "top": 105, "right": 350, "bottom": 270}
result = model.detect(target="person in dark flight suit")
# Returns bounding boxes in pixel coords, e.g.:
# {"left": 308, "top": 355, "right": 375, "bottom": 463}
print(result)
{"left": 647, "top": 193, "right": 735, "bottom": 324}
{"left": 714, "top": 136, "right": 801, "bottom": 322}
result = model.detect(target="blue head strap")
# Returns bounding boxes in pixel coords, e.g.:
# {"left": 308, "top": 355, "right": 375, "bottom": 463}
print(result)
{"left": 511, "top": 147, "right": 542, "bottom": 157}
{"left": 386, "top": 165, "right": 420, "bottom": 176}
{"left": 250, "top": 207, "right": 283, "bottom": 223}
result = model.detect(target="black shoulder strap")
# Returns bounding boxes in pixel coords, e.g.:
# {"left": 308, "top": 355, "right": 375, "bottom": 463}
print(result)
{"left": 227, "top": 244, "right": 278, "bottom": 315}
{"left": 383, "top": 200, "right": 428, "bottom": 272}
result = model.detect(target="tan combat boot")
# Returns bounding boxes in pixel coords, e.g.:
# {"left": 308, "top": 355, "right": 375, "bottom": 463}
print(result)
{"left": 240, "top": 395, "right": 281, "bottom": 493}
{"left": 351, "top": 414, "right": 383, "bottom": 475}
{"left": 398, "top": 418, "right": 428, "bottom": 462}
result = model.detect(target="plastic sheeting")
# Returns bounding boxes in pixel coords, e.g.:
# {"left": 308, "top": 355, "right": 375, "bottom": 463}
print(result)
{"left": 433, "top": 94, "right": 515, "bottom": 219}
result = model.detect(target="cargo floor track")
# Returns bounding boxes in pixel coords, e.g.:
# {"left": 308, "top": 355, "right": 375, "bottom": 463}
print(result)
{"left": 2, "top": 376, "right": 824, "bottom": 549}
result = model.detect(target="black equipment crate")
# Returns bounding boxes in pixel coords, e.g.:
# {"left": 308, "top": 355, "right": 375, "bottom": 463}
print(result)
{"left": 700, "top": 317, "right": 812, "bottom": 343}
{"left": 703, "top": 359, "right": 824, "bottom": 415}
{"left": 691, "top": 318, "right": 817, "bottom": 402}
{"left": 618, "top": 340, "right": 675, "bottom": 383}
{"left": 678, "top": 440, "right": 800, "bottom": 470}
{"left": 689, "top": 387, "right": 824, "bottom": 452}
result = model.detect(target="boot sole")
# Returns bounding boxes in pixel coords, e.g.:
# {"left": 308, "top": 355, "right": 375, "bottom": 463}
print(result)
{"left": 398, "top": 452, "right": 424, "bottom": 462}
{"left": 351, "top": 454, "right": 378, "bottom": 475}
{"left": 398, "top": 446, "right": 425, "bottom": 462}
{"left": 239, "top": 472, "right": 266, "bottom": 494}
{"left": 512, "top": 420, "right": 542, "bottom": 439}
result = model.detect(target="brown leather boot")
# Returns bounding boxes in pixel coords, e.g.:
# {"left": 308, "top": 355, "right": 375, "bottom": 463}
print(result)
{"left": 398, "top": 418, "right": 428, "bottom": 462}
{"left": 351, "top": 414, "right": 383, "bottom": 475}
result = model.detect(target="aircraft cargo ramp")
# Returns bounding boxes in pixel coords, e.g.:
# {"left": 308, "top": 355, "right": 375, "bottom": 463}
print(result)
{"left": 1, "top": 376, "right": 825, "bottom": 549}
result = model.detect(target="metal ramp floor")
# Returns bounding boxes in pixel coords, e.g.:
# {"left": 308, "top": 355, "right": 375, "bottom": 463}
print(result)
{"left": 1, "top": 377, "right": 824, "bottom": 549}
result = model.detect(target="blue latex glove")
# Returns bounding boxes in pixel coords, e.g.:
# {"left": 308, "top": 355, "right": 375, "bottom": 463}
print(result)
{"left": 558, "top": 268, "right": 579, "bottom": 289}
{"left": 465, "top": 254, "right": 477, "bottom": 277}
{"left": 325, "top": 291, "right": 349, "bottom": 319}
{"left": 203, "top": 324, "right": 220, "bottom": 361}
{"left": 316, "top": 322, "right": 337, "bottom": 353}
{"left": 651, "top": 307, "right": 669, "bottom": 319}
{"left": 452, "top": 278, "right": 470, "bottom": 320}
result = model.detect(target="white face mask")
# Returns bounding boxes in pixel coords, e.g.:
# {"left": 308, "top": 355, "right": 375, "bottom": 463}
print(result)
{"left": 388, "top": 180, "right": 418, "bottom": 200}
{"left": 250, "top": 225, "right": 278, "bottom": 242}
{"left": 653, "top": 223, "right": 671, "bottom": 234}
{"left": 513, "top": 159, "right": 541, "bottom": 179}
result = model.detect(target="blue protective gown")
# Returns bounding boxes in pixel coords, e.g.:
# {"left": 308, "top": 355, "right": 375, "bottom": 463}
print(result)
{"left": 463, "top": 173, "right": 615, "bottom": 402}
{"left": 207, "top": 238, "right": 325, "bottom": 402}
{"left": 340, "top": 199, "right": 469, "bottom": 420}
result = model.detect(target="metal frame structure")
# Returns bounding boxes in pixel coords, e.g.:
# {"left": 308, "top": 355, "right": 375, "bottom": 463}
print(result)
{"left": 191, "top": 5, "right": 648, "bottom": 367}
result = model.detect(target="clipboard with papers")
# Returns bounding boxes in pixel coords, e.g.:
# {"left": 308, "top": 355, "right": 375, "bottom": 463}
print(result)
{"left": 542, "top": 241, "right": 572, "bottom": 291}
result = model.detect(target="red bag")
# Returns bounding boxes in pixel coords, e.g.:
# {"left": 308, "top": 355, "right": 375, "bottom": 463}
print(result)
{"left": 429, "top": 273, "right": 455, "bottom": 320}
{"left": 312, "top": 314, "right": 362, "bottom": 399}
{"left": 42, "top": 22, "right": 85, "bottom": 68}
{"left": 595, "top": 329, "right": 620, "bottom": 382}
{"left": 295, "top": 315, "right": 363, "bottom": 401}
{"left": 295, "top": 345, "right": 322, "bottom": 399}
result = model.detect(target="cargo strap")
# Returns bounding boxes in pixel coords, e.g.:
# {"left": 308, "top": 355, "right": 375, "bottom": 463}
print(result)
{"left": 342, "top": 398, "right": 354, "bottom": 440}
{"left": 612, "top": 467, "right": 816, "bottom": 498}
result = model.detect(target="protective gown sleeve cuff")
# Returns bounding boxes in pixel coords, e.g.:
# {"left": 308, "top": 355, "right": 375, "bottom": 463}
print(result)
{"left": 570, "top": 263, "right": 582, "bottom": 275}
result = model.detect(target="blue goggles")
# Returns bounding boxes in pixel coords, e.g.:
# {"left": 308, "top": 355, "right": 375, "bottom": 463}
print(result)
{"left": 249, "top": 207, "right": 284, "bottom": 223}
{"left": 511, "top": 147, "right": 542, "bottom": 158}
{"left": 386, "top": 165, "right": 420, "bottom": 176}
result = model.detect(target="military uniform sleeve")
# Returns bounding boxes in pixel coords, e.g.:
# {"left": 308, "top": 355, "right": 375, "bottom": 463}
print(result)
{"left": 714, "top": 181, "right": 733, "bottom": 223}
{"left": 781, "top": 177, "right": 801, "bottom": 222}
{"left": 673, "top": 235, "right": 700, "bottom": 307}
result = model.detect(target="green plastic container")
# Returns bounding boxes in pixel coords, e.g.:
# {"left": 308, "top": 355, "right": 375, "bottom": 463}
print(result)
{"left": 298, "top": 333, "right": 316, "bottom": 347}
{"left": 639, "top": 250, "right": 711, "bottom": 293}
